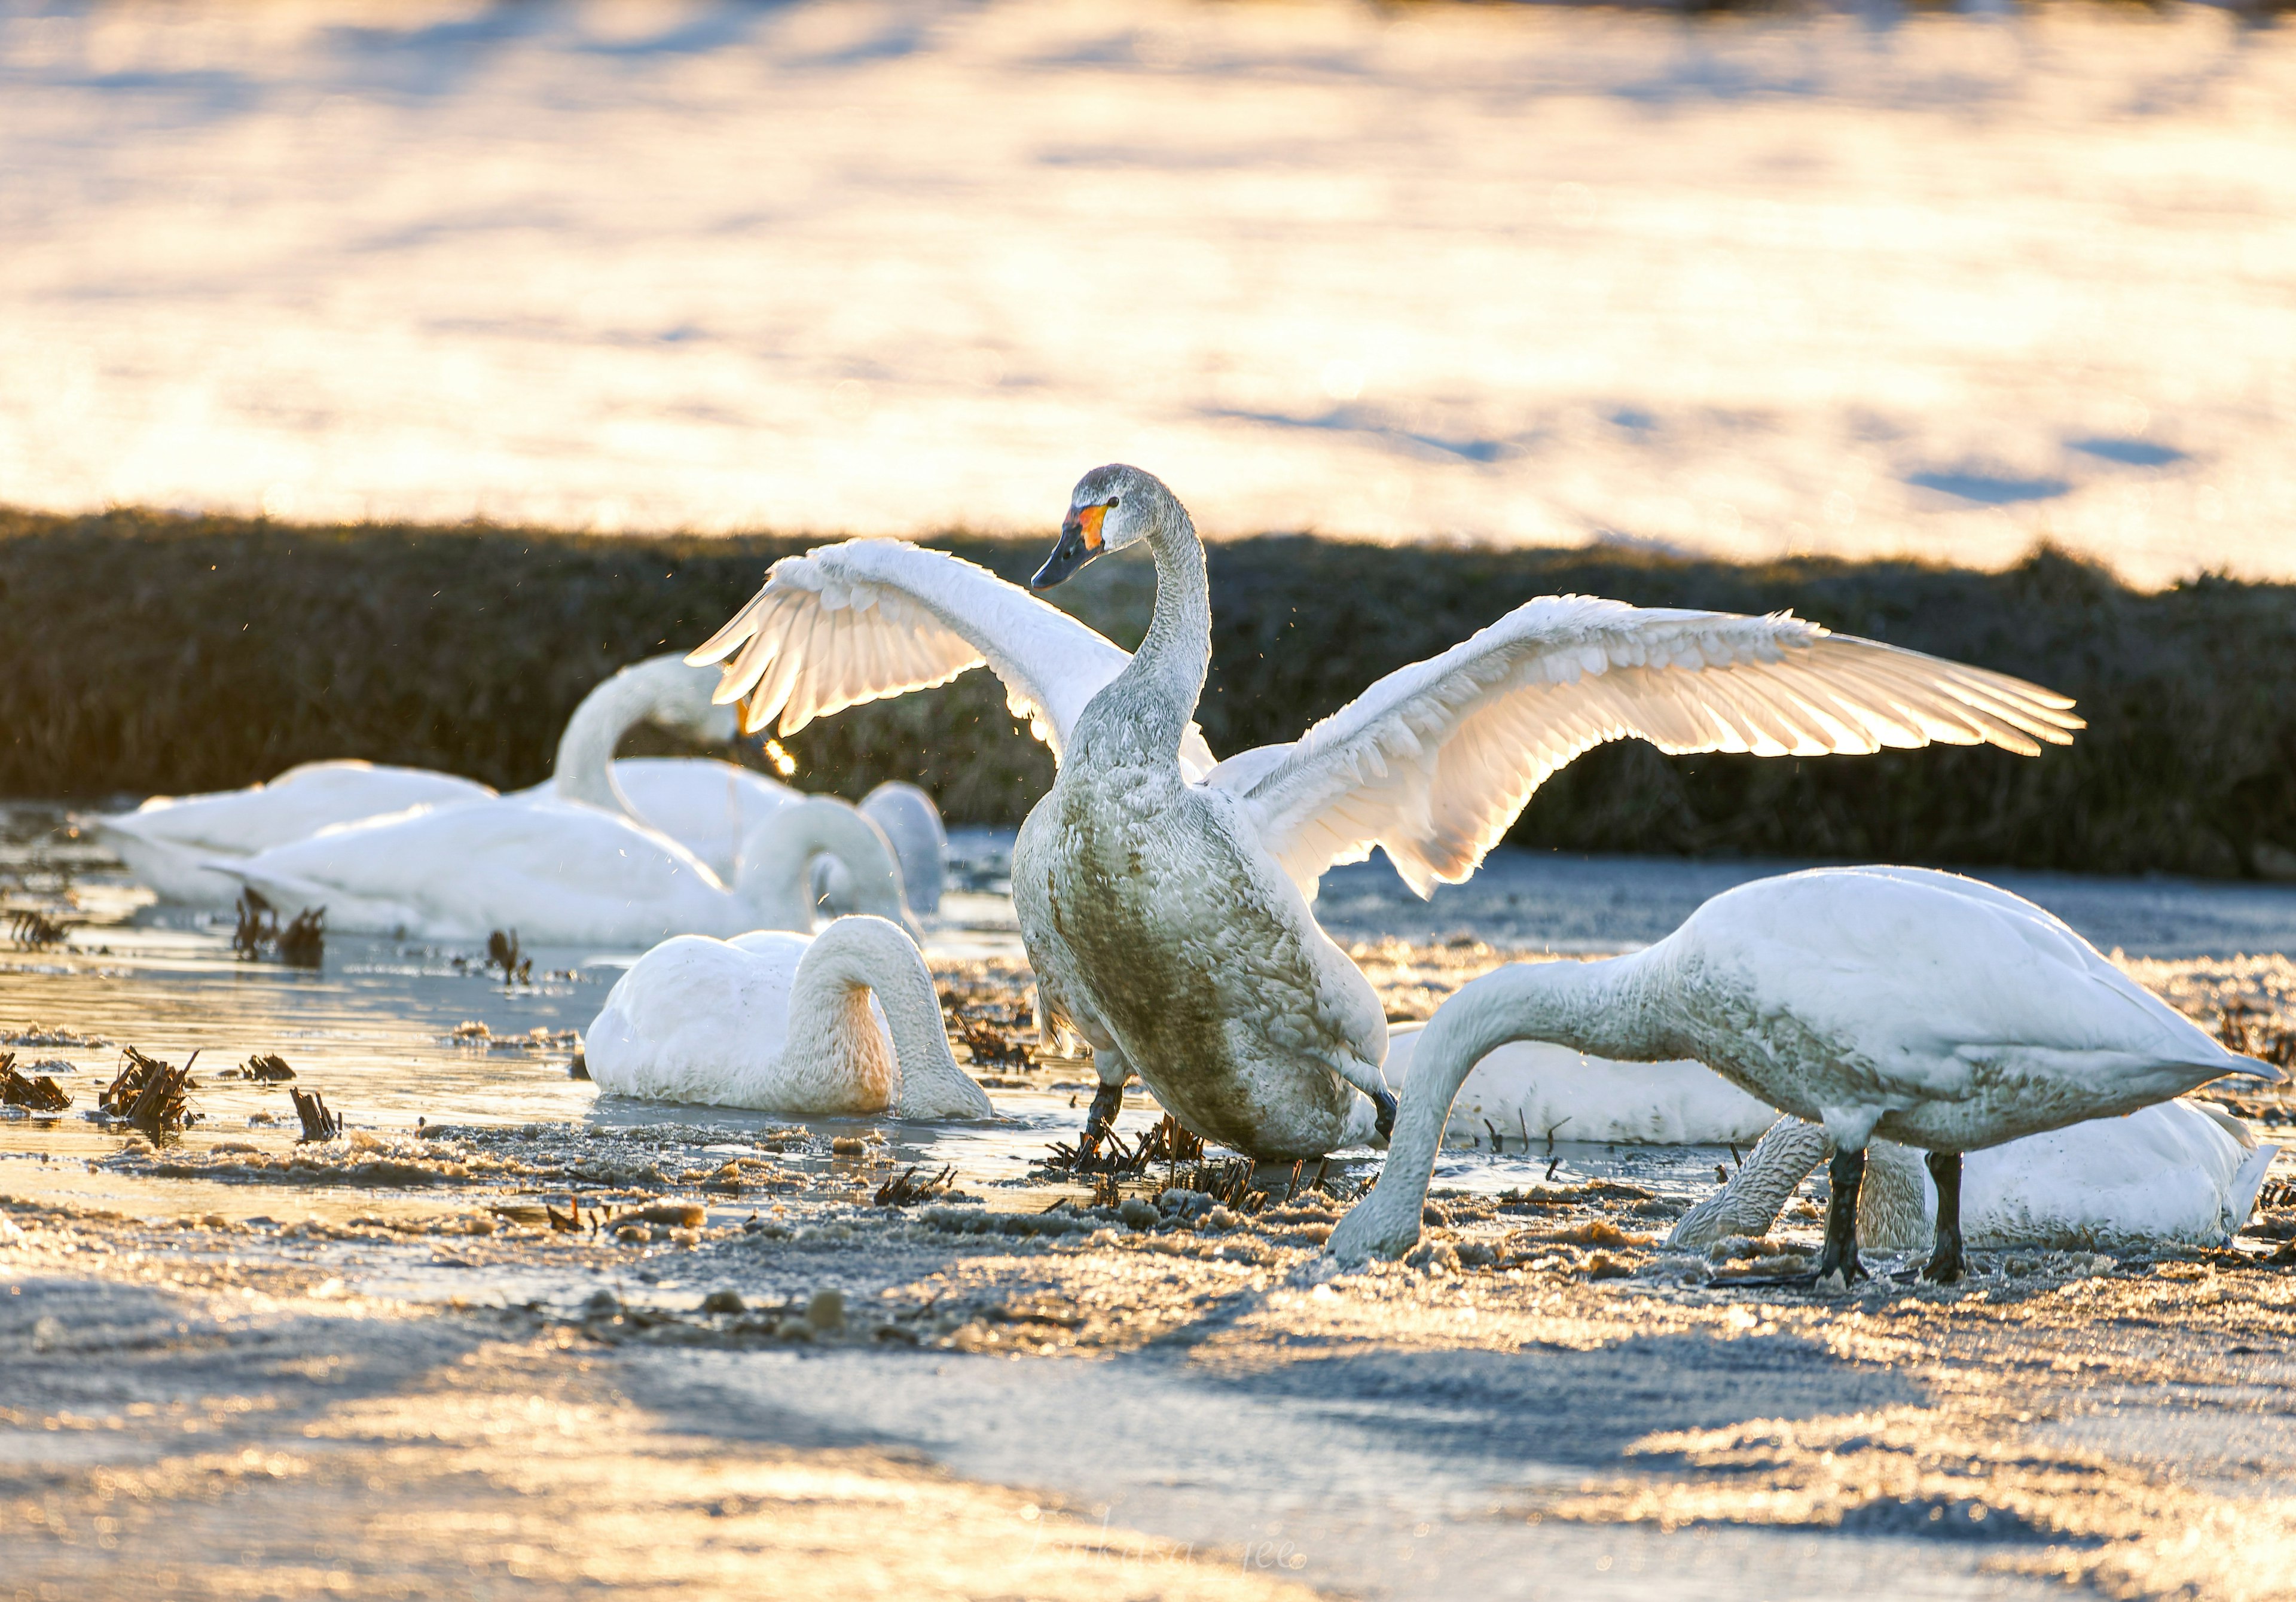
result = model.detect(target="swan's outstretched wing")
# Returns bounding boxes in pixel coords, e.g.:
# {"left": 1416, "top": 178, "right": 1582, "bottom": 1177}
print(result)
{"left": 1216, "top": 596, "right": 2082, "bottom": 899}
{"left": 690, "top": 540, "right": 1216, "bottom": 776}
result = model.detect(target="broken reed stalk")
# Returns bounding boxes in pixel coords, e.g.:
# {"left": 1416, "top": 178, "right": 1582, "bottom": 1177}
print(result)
{"left": 233, "top": 888, "right": 326, "bottom": 968}
{"left": 0, "top": 1052, "right": 73, "bottom": 1112}
{"left": 486, "top": 929, "right": 532, "bottom": 985}
{"left": 7, "top": 908, "right": 68, "bottom": 949}
{"left": 240, "top": 1052, "right": 296, "bottom": 1082}
{"left": 99, "top": 1045, "right": 199, "bottom": 1130}
{"left": 289, "top": 1085, "right": 340, "bottom": 1143}
{"left": 874, "top": 1164, "right": 955, "bottom": 1207}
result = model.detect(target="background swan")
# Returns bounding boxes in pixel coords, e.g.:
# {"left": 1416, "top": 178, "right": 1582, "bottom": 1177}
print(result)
{"left": 1383, "top": 1023, "right": 1776, "bottom": 1148}
{"left": 219, "top": 795, "right": 912, "bottom": 948}
{"left": 88, "top": 652, "right": 735, "bottom": 905}
{"left": 1329, "top": 865, "right": 2282, "bottom": 1277}
{"left": 1668, "top": 1101, "right": 2280, "bottom": 1252}
{"left": 691, "top": 466, "right": 2080, "bottom": 1159}
{"left": 614, "top": 769, "right": 948, "bottom": 917}
{"left": 585, "top": 914, "right": 991, "bottom": 1118}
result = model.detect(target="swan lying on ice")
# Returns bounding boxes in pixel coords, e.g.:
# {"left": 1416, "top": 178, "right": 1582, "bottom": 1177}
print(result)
{"left": 585, "top": 914, "right": 991, "bottom": 1118}
{"left": 88, "top": 654, "right": 735, "bottom": 905}
{"left": 692, "top": 464, "right": 2080, "bottom": 1158}
{"left": 219, "top": 795, "right": 912, "bottom": 948}
{"left": 1329, "top": 866, "right": 2282, "bottom": 1279}
{"left": 1381, "top": 1023, "right": 1777, "bottom": 1147}
{"left": 1666, "top": 1100, "right": 2279, "bottom": 1252}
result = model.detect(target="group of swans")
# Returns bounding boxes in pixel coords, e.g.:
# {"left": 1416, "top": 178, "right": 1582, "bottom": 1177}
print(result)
{"left": 688, "top": 463, "right": 2082, "bottom": 1161}
{"left": 88, "top": 654, "right": 949, "bottom": 944}
{"left": 1328, "top": 866, "right": 2283, "bottom": 1279}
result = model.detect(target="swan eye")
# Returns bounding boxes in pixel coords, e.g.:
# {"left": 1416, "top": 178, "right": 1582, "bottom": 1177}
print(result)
{"left": 1105, "top": 496, "right": 1120, "bottom": 508}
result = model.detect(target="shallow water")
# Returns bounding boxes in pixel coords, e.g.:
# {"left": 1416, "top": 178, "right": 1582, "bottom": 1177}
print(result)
{"left": 8, "top": 807, "right": 2295, "bottom": 1217}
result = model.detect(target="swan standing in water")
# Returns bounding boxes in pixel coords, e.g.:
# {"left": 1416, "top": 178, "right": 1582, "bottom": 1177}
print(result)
{"left": 585, "top": 914, "right": 992, "bottom": 1118}
{"left": 1382, "top": 1024, "right": 1778, "bottom": 1148}
{"left": 1328, "top": 866, "right": 2284, "bottom": 1280}
{"left": 692, "top": 465, "right": 2080, "bottom": 1159}
{"left": 89, "top": 654, "right": 734, "bottom": 905}
{"left": 219, "top": 795, "right": 913, "bottom": 948}
{"left": 1668, "top": 1100, "right": 2279, "bottom": 1252}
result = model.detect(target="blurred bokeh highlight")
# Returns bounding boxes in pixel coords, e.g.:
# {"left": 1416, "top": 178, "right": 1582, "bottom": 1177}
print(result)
{"left": 3, "top": 0, "right": 2292, "bottom": 584}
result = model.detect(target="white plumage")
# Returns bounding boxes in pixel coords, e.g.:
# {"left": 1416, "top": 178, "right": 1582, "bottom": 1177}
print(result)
{"left": 87, "top": 654, "right": 733, "bottom": 905}
{"left": 1381, "top": 1024, "right": 1778, "bottom": 1148}
{"left": 218, "top": 795, "right": 913, "bottom": 949}
{"left": 585, "top": 916, "right": 991, "bottom": 1119}
{"left": 1669, "top": 1100, "right": 2279, "bottom": 1251}
{"left": 692, "top": 465, "right": 2080, "bottom": 1158}
{"left": 1330, "top": 865, "right": 2282, "bottom": 1274}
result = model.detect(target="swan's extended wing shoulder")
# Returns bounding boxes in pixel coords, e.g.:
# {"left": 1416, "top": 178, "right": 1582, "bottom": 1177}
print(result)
{"left": 1234, "top": 597, "right": 2080, "bottom": 899}
{"left": 689, "top": 540, "right": 1132, "bottom": 762}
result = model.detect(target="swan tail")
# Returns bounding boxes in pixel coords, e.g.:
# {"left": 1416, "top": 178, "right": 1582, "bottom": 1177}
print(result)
{"left": 2229, "top": 1142, "right": 2280, "bottom": 1230}
{"left": 2218, "top": 1054, "right": 2289, "bottom": 1085}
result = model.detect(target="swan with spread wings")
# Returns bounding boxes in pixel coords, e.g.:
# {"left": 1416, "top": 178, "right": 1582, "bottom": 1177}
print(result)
{"left": 691, "top": 465, "right": 2083, "bottom": 1158}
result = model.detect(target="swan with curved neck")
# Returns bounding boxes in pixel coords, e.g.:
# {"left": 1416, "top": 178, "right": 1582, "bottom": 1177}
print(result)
{"left": 87, "top": 652, "right": 735, "bottom": 905}
{"left": 1668, "top": 1100, "right": 2279, "bottom": 1252}
{"left": 221, "top": 795, "right": 914, "bottom": 948}
{"left": 585, "top": 914, "right": 991, "bottom": 1118}
{"left": 689, "top": 466, "right": 2081, "bottom": 1159}
{"left": 1328, "top": 866, "right": 2283, "bottom": 1278}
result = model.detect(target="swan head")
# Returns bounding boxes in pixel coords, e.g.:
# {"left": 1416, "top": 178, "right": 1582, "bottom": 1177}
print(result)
{"left": 1031, "top": 463, "right": 1170, "bottom": 590}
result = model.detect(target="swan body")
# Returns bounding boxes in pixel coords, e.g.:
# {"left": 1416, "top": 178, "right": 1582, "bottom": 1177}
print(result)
{"left": 88, "top": 654, "right": 735, "bottom": 905}
{"left": 1330, "top": 865, "right": 2283, "bottom": 1268}
{"left": 1669, "top": 1100, "right": 2279, "bottom": 1252}
{"left": 88, "top": 762, "right": 494, "bottom": 904}
{"left": 602, "top": 764, "right": 949, "bottom": 917}
{"left": 691, "top": 466, "right": 2080, "bottom": 1159}
{"left": 1382, "top": 1023, "right": 1778, "bottom": 1147}
{"left": 218, "top": 795, "right": 912, "bottom": 948}
{"left": 585, "top": 915, "right": 991, "bottom": 1118}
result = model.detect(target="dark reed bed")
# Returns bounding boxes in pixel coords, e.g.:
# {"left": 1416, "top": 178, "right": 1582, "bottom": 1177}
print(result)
{"left": 2, "top": 504, "right": 2291, "bottom": 877}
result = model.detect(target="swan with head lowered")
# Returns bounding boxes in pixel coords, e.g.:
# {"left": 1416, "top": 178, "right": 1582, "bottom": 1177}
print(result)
{"left": 1327, "top": 866, "right": 2285, "bottom": 1280}
{"left": 690, "top": 466, "right": 2082, "bottom": 1159}
{"left": 88, "top": 654, "right": 734, "bottom": 905}
{"left": 218, "top": 793, "right": 914, "bottom": 949}
{"left": 585, "top": 914, "right": 992, "bottom": 1118}
{"left": 1667, "top": 1099, "right": 2279, "bottom": 1254}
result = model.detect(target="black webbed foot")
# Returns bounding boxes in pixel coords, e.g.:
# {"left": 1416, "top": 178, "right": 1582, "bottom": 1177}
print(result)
{"left": 1813, "top": 1146, "right": 1869, "bottom": 1288}
{"left": 1922, "top": 1150, "right": 1967, "bottom": 1284}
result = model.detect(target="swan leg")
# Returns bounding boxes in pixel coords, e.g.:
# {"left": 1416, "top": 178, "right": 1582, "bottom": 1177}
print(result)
{"left": 1922, "top": 1151, "right": 1966, "bottom": 1284}
{"left": 1080, "top": 1043, "right": 1131, "bottom": 1148}
{"left": 1815, "top": 1146, "right": 1868, "bottom": 1287}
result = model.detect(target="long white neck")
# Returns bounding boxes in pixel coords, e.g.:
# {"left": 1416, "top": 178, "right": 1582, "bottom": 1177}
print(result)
{"left": 1665, "top": 1116, "right": 1829, "bottom": 1248}
{"left": 1331, "top": 956, "right": 1670, "bottom": 1264}
{"left": 783, "top": 916, "right": 990, "bottom": 1119}
{"left": 734, "top": 798, "right": 912, "bottom": 933}
{"left": 552, "top": 657, "right": 721, "bottom": 814}
{"left": 1077, "top": 493, "right": 1210, "bottom": 767}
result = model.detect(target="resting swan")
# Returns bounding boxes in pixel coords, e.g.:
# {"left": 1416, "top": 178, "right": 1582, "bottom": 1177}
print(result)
{"left": 1382, "top": 1024, "right": 1778, "bottom": 1147}
{"left": 585, "top": 915, "right": 992, "bottom": 1118}
{"left": 218, "top": 795, "right": 914, "bottom": 948}
{"left": 616, "top": 770, "right": 949, "bottom": 916}
{"left": 1668, "top": 1100, "right": 2279, "bottom": 1252}
{"left": 691, "top": 465, "right": 2081, "bottom": 1159}
{"left": 88, "top": 654, "right": 735, "bottom": 905}
{"left": 1327, "top": 866, "right": 2284, "bottom": 1277}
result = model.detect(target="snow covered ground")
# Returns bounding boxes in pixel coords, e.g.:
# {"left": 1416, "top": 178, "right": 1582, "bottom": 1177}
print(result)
{"left": 2, "top": 0, "right": 2291, "bottom": 585}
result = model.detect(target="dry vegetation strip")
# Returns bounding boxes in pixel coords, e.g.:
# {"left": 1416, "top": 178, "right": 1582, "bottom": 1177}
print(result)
{"left": 2, "top": 505, "right": 2292, "bottom": 876}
